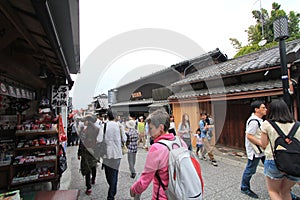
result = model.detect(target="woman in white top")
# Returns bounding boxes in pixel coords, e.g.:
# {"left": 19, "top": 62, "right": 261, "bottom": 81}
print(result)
{"left": 178, "top": 113, "right": 192, "bottom": 150}
{"left": 260, "top": 100, "right": 300, "bottom": 200}
{"left": 168, "top": 115, "right": 176, "bottom": 136}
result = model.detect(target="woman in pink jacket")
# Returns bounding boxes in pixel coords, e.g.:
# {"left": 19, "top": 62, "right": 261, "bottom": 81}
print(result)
{"left": 130, "top": 109, "right": 187, "bottom": 199}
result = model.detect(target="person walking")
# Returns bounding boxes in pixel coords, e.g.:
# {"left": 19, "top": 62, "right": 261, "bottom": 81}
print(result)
{"left": 130, "top": 109, "right": 187, "bottom": 199}
{"left": 194, "top": 128, "right": 205, "bottom": 159}
{"left": 199, "top": 112, "right": 218, "bottom": 166}
{"left": 178, "top": 113, "right": 192, "bottom": 150}
{"left": 125, "top": 119, "right": 139, "bottom": 179}
{"left": 77, "top": 115, "right": 99, "bottom": 195}
{"left": 137, "top": 116, "right": 146, "bottom": 148}
{"left": 241, "top": 101, "right": 266, "bottom": 198}
{"left": 260, "top": 100, "right": 300, "bottom": 200}
{"left": 102, "top": 110, "right": 127, "bottom": 200}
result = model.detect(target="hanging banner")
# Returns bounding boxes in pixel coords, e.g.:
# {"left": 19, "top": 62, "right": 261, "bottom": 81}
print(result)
{"left": 8, "top": 85, "right": 16, "bottom": 97}
{"left": 0, "top": 82, "right": 8, "bottom": 95}
{"left": 51, "top": 85, "right": 69, "bottom": 108}
{"left": 15, "top": 88, "right": 21, "bottom": 98}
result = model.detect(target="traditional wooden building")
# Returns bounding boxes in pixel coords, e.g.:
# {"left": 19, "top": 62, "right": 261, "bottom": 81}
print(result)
{"left": 169, "top": 39, "right": 300, "bottom": 150}
{"left": 109, "top": 49, "right": 227, "bottom": 118}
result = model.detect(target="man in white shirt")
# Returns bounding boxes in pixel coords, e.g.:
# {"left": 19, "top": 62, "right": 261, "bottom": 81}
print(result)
{"left": 241, "top": 101, "right": 267, "bottom": 199}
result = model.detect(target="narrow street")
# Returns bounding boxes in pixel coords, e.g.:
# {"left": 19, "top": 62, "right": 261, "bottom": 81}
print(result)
{"left": 60, "top": 145, "right": 300, "bottom": 200}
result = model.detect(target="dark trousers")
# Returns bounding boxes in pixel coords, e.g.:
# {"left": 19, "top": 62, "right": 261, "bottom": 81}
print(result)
{"left": 103, "top": 159, "right": 121, "bottom": 200}
{"left": 85, "top": 166, "right": 96, "bottom": 190}
{"left": 241, "top": 155, "right": 265, "bottom": 190}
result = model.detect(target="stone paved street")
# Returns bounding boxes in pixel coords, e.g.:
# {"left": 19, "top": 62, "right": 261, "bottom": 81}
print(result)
{"left": 60, "top": 146, "right": 300, "bottom": 200}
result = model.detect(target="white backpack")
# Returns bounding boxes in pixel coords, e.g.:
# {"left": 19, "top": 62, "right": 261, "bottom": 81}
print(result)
{"left": 156, "top": 136, "right": 204, "bottom": 200}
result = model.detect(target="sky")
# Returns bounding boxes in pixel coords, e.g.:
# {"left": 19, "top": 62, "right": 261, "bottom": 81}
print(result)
{"left": 71, "top": 0, "right": 300, "bottom": 109}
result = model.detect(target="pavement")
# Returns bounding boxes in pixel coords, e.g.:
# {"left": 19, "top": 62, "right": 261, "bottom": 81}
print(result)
{"left": 59, "top": 145, "right": 300, "bottom": 200}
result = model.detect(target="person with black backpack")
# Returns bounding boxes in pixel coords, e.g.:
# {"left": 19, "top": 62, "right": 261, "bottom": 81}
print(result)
{"left": 260, "top": 100, "right": 300, "bottom": 200}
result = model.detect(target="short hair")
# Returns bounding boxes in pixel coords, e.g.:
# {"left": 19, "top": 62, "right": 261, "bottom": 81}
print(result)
{"left": 267, "top": 100, "right": 294, "bottom": 123}
{"left": 250, "top": 100, "right": 264, "bottom": 113}
{"left": 146, "top": 109, "right": 170, "bottom": 132}
{"left": 106, "top": 109, "right": 115, "bottom": 121}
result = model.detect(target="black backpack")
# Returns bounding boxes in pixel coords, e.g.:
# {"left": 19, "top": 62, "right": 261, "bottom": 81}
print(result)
{"left": 268, "top": 120, "right": 300, "bottom": 177}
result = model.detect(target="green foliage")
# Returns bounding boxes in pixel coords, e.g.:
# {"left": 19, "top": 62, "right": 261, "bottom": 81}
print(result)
{"left": 231, "top": 2, "right": 300, "bottom": 58}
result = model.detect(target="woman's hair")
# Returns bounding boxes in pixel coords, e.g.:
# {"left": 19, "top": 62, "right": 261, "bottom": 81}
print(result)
{"left": 181, "top": 113, "right": 190, "bottom": 128}
{"left": 170, "top": 114, "right": 174, "bottom": 121}
{"left": 267, "top": 100, "right": 294, "bottom": 123}
{"left": 146, "top": 109, "right": 170, "bottom": 132}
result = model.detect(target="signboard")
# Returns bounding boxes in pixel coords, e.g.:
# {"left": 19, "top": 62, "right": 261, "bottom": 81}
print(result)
{"left": 51, "top": 85, "right": 69, "bottom": 107}
{"left": 131, "top": 91, "right": 142, "bottom": 98}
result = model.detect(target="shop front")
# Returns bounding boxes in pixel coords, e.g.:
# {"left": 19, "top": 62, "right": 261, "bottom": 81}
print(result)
{"left": 0, "top": 0, "right": 79, "bottom": 198}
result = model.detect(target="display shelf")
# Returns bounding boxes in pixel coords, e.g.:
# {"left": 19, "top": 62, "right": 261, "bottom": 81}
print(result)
{"left": 11, "top": 174, "right": 58, "bottom": 186}
{"left": 15, "top": 130, "right": 57, "bottom": 136}
{"left": 11, "top": 129, "right": 60, "bottom": 190}
{"left": 15, "top": 144, "right": 57, "bottom": 151}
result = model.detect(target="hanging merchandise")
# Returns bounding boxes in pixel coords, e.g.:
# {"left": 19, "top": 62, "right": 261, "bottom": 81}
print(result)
{"left": 58, "top": 115, "right": 67, "bottom": 142}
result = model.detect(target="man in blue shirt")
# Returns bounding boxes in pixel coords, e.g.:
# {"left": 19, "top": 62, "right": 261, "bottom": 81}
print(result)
{"left": 199, "top": 112, "right": 217, "bottom": 166}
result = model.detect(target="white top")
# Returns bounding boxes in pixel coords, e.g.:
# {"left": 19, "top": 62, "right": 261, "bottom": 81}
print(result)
{"left": 105, "top": 121, "right": 127, "bottom": 159}
{"left": 245, "top": 113, "right": 264, "bottom": 159}
{"left": 169, "top": 122, "right": 176, "bottom": 130}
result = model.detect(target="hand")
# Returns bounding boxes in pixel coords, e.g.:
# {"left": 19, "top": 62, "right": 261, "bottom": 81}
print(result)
{"left": 130, "top": 188, "right": 135, "bottom": 197}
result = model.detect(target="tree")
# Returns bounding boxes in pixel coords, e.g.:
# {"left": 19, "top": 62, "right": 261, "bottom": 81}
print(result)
{"left": 230, "top": 2, "right": 300, "bottom": 58}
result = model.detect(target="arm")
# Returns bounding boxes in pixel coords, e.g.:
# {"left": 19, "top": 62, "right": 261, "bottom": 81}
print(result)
{"left": 260, "top": 131, "right": 269, "bottom": 149}
{"left": 130, "top": 144, "right": 165, "bottom": 195}
{"left": 246, "top": 133, "right": 262, "bottom": 147}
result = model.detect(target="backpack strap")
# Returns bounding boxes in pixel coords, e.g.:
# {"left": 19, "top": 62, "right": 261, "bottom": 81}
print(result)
{"left": 247, "top": 118, "right": 263, "bottom": 153}
{"left": 247, "top": 119, "right": 261, "bottom": 128}
{"left": 267, "top": 120, "right": 300, "bottom": 139}
{"left": 157, "top": 136, "right": 182, "bottom": 151}
{"left": 287, "top": 122, "right": 300, "bottom": 138}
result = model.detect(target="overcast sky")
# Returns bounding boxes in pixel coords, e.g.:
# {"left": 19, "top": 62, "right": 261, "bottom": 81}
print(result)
{"left": 71, "top": 0, "right": 300, "bottom": 109}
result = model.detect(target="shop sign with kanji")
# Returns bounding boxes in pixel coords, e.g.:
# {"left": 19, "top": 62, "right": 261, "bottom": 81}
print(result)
{"left": 51, "top": 85, "right": 69, "bottom": 107}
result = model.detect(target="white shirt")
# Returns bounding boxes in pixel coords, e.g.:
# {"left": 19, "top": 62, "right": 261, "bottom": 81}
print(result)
{"left": 245, "top": 113, "right": 264, "bottom": 160}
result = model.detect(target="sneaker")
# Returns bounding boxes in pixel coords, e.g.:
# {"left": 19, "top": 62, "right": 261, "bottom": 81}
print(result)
{"left": 85, "top": 189, "right": 92, "bottom": 195}
{"left": 202, "top": 156, "right": 207, "bottom": 161}
{"left": 211, "top": 160, "right": 218, "bottom": 167}
{"left": 91, "top": 179, "right": 95, "bottom": 185}
{"left": 241, "top": 188, "right": 258, "bottom": 199}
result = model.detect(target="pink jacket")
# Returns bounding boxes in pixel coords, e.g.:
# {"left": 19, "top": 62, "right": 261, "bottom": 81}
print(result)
{"left": 131, "top": 134, "right": 187, "bottom": 200}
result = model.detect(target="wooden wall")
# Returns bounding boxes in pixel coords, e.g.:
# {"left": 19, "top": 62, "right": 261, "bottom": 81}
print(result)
{"left": 172, "top": 100, "right": 251, "bottom": 150}
{"left": 172, "top": 101, "right": 213, "bottom": 147}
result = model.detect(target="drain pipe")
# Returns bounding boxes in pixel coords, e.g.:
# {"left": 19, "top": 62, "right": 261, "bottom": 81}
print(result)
{"left": 32, "top": 0, "right": 74, "bottom": 89}
{"left": 45, "top": 0, "right": 73, "bottom": 89}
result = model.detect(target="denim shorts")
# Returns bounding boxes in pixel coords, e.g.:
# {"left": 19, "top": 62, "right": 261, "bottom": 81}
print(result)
{"left": 264, "top": 160, "right": 300, "bottom": 182}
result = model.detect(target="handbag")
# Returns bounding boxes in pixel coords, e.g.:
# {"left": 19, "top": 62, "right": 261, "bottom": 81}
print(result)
{"left": 120, "top": 126, "right": 128, "bottom": 155}
{"left": 122, "top": 143, "right": 128, "bottom": 155}
{"left": 95, "top": 123, "right": 107, "bottom": 159}
{"left": 58, "top": 144, "right": 67, "bottom": 175}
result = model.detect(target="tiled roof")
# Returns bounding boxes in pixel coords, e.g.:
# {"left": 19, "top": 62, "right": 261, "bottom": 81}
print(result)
{"left": 111, "top": 99, "right": 169, "bottom": 107}
{"left": 169, "top": 79, "right": 282, "bottom": 99}
{"left": 171, "top": 39, "right": 300, "bottom": 86}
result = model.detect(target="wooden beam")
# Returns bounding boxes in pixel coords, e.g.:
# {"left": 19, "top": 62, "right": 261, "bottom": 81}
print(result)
{"left": 169, "top": 89, "right": 283, "bottom": 104}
